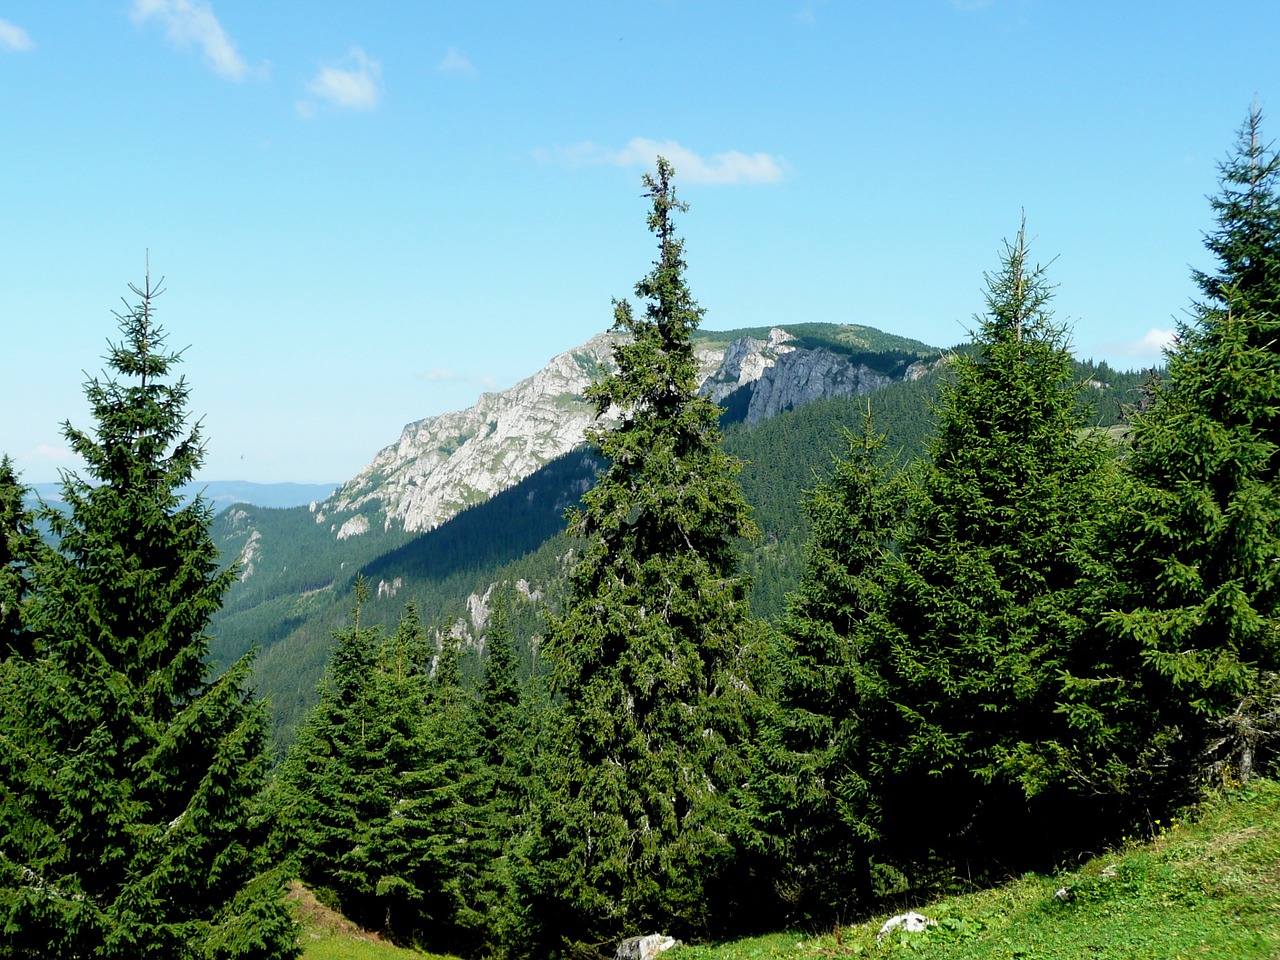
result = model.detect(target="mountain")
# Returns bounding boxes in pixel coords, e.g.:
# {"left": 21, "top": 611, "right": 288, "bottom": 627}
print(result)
{"left": 206, "top": 323, "right": 1148, "bottom": 751}
{"left": 312, "top": 324, "right": 938, "bottom": 539}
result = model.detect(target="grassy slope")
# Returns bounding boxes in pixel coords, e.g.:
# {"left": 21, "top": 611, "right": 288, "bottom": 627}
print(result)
{"left": 685, "top": 780, "right": 1280, "bottom": 960}
{"left": 294, "top": 781, "right": 1280, "bottom": 959}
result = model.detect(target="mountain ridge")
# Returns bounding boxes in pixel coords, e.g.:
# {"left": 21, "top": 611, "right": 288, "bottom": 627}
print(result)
{"left": 313, "top": 323, "right": 941, "bottom": 540}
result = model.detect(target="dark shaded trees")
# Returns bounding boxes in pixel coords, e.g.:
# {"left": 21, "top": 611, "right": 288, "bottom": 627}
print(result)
{"left": 0, "top": 273, "right": 296, "bottom": 959}
{"left": 753, "top": 411, "right": 905, "bottom": 920}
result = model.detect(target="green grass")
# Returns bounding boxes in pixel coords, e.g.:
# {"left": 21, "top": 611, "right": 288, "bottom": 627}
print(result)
{"left": 300, "top": 929, "right": 441, "bottom": 960}
{"left": 682, "top": 780, "right": 1280, "bottom": 960}
{"left": 291, "top": 781, "right": 1280, "bottom": 959}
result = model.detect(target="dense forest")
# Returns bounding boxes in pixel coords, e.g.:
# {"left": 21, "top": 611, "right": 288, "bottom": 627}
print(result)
{"left": 3, "top": 109, "right": 1279, "bottom": 959}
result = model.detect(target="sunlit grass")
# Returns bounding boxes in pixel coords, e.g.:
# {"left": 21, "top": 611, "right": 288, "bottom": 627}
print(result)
{"left": 683, "top": 780, "right": 1280, "bottom": 960}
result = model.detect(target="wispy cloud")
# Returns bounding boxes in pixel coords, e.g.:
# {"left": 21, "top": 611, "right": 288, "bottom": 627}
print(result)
{"left": 436, "top": 46, "right": 475, "bottom": 76}
{"left": 422, "top": 368, "right": 462, "bottom": 383}
{"left": 539, "top": 137, "right": 788, "bottom": 185}
{"left": 0, "top": 19, "right": 34, "bottom": 51}
{"left": 1116, "top": 327, "right": 1176, "bottom": 358}
{"left": 130, "top": 0, "right": 248, "bottom": 80}
{"left": 949, "top": 0, "right": 995, "bottom": 10}
{"left": 301, "top": 47, "right": 382, "bottom": 114}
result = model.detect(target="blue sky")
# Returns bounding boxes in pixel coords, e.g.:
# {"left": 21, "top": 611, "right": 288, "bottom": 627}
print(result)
{"left": 2, "top": 1, "right": 1277, "bottom": 484}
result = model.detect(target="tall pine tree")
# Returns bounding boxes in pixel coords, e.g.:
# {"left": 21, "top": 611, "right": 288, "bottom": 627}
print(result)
{"left": 852, "top": 221, "right": 1113, "bottom": 892}
{"left": 1098, "top": 107, "right": 1280, "bottom": 790}
{"left": 0, "top": 273, "right": 296, "bottom": 959}
{"left": 525, "top": 158, "right": 761, "bottom": 953}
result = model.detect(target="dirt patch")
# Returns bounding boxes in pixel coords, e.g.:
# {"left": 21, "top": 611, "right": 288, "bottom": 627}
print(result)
{"left": 286, "top": 879, "right": 386, "bottom": 943}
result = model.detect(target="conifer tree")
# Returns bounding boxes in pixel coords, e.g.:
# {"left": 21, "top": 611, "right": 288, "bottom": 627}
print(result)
{"left": 852, "top": 222, "right": 1113, "bottom": 890}
{"left": 1098, "top": 107, "right": 1280, "bottom": 789}
{"left": 272, "top": 581, "right": 384, "bottom": 926}
{"left": 274, "top": 598, "right": 483, "bottom": 950}
{"left": 527, "top": 158, "right": 761, "bottom": 952}
{"left": 470, "top": 590, "right": 534, "bottom": 945}
{"left": 0, "top": 273, "right": 297, "bottom": 959}
{"left": 0, "top": 456, "right": 38, "bottom": 656}
{"left": 754, "top": 412, "right": 903, "bottom": 919}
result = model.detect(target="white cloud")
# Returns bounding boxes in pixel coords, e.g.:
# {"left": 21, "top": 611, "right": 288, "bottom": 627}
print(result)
{"left": 0, "top": 19, "right": 33, "bottom": 51}
{"left": 1117, "top": 327, "right": 1176, "bottom": 358}
{"left": 131, "top": 0, "right": 248, "bottom": 81}
{"left": 422, "top": 368, "right": 462, "bottom": 382}
{"left": 541, "top": 137, "right": 787, "bottom": 185}
{"left": 437, "top": 46, "right": 475, "bottom": 75}
{"left": 303, "top": 47, "right": 382, "bottom": 112}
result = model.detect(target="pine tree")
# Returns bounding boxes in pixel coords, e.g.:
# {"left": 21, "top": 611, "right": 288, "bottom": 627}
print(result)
{"left": 852, "top": 221, "right": 1113, "bottom": 891}
{"left": 273, "top": 598, "right": 483, "bottom": 950}
{"left": 526, "top": 158, "right": 762, "bottom": 952}
{"left": 272, "top": 580, "right": 385, "bottom": 927}
{"left": 0, "top": 456, "right": 38, "bottom": 656}
{"left": 0, "top": 273, "right": 296, "bottom": 959}
{"left": 1098, "top": 108, "right": 1280, "bottom": 790}
{"left": 753, "top": 411, "right": 903, "bottom": 919}
{"left": 470, "top": 590, "right": 534, "bottom": 946}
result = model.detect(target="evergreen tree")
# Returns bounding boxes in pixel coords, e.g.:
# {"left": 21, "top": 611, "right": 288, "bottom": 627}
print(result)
{"left": 0, "top": 456, "right": 38, "bottom": 656}
{"left": 526, "top": 158, "right": 761, "bottom": 952}
{"left": 1097, "top": 108, "right": 1280, "bottom": 790}
{"left": 753, "top": 411, "right": 903, "bottom": 920}
{"left": 272, "top": 580, "right": 384, "bottom": 926}
{"left": 274, "top": 597, "right": 483, "bottom": 950}
{"left": 852, "top": 222, "right": 1113, "bottom": 891}
{"left": 470, "top": 590, "right": 534, "bottom": 946}
{"left": 0, "top": 273, "right": 296, "bottom": 959}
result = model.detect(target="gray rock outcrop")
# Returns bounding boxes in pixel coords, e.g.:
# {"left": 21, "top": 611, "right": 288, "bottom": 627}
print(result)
{"left": 313, "top": 326, "right": 933, "bottom": 538}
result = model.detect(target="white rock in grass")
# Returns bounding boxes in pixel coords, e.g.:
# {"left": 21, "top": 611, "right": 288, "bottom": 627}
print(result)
{"left": 615, "top": 934, "right": 681, "bottom": 960}
{"left": 877, "top": 911, "right": 937, "bottom": 941}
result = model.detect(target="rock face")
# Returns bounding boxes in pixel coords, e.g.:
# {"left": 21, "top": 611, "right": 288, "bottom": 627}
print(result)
{"left": 746, "top": 346, "right": 894, "bottom": 424}
{"left": 318, "top": 333, "right": 619, "bottom": 535}
{"left": 314, "top": 326, "right": 934, "bottom": 538}
{"left": 614, "top": 934, "right": 682, "bottom": 960}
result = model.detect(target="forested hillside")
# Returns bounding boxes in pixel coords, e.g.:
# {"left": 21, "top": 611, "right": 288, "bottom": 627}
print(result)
{"left": 210, "top": 348, "right": 1145, "bottom": 749}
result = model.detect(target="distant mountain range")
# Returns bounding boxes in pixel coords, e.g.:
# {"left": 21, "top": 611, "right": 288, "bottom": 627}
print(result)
{"left": 28, "top": 480, "right": 339, "bottom": 514}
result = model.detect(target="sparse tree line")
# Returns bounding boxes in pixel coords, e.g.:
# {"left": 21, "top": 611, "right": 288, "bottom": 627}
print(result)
{"left": 4, "top": 109, "right": 1280, "bottom": 958}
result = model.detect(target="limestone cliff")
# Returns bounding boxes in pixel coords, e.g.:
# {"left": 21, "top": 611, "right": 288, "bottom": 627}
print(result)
{"left": 314, "top": 325, "right": 934, "bottom": 538}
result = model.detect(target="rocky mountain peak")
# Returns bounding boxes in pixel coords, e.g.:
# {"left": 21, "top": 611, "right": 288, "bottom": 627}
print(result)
{"left": 313, "top": 325, "right": 931, "bottom": 538}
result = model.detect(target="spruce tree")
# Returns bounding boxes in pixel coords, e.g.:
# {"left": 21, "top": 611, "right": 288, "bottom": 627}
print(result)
{"left": 527, "top": 158, "right": 760, "bottom": 952}
{"left": 0, "top": 456, "right": 38, "bottom": 656}
{"left": 852, "top": 221, "right": 1113, "bottom": 890}
{"left": 272, "top": 581, "right": 385, "bottom": 926}
{"left": 1098, "top": 108, "right": 1280, "bottom": 789}
{"left": 274, "top": 598, "right": 483, "bottom": 950}
{"left": 753, "top": 411, "right": 903, "bottom": 919}
{"left": 0, "top": 273, "right": 296, "bottom": 959}
{"left": 470, "top": 590, "right": 534, "bottom": 947}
